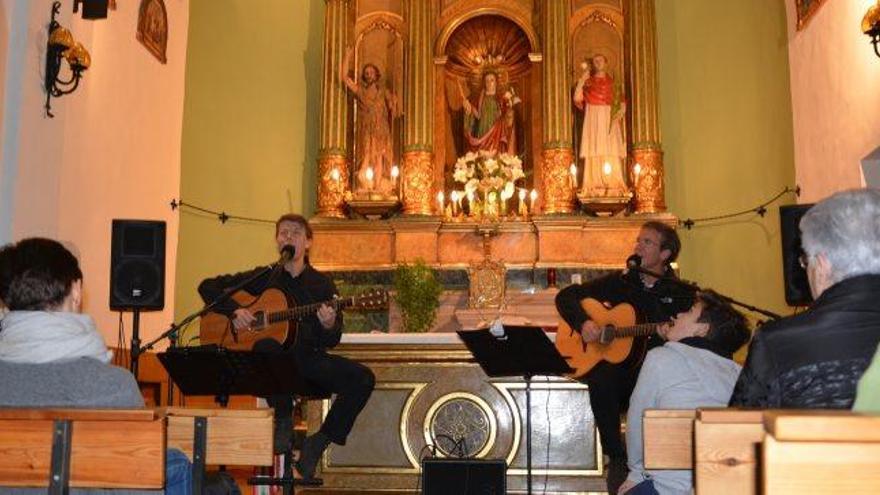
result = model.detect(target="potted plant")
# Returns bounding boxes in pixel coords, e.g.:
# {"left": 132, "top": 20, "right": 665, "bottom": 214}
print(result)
{"left": 393, "top": 260, "right": 443, "bottom": 333}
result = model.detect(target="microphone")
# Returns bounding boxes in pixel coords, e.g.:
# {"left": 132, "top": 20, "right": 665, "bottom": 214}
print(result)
{"left": 626, "top": 254, "right": 642, "bottom": 270}
{"left": 278, "top": 245, "right": 296, "bottom": 265}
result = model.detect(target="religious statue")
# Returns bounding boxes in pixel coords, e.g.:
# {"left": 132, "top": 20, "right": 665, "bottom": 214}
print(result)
{"left": 574, "top": 54, "right": 628, "bottom": 197}
{"left": 457, "top": 72, "right": 520, "bottom": 155}
{"left": 341, "top": 47, "right": 401, "bottom": 196}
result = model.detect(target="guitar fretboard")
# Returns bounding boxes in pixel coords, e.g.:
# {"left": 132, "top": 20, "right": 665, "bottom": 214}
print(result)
{"left": 612, "top": 323, "right": 662, "bottom": 338}
{"left": 266, "top": 297, "right": 354, "bottom": 324}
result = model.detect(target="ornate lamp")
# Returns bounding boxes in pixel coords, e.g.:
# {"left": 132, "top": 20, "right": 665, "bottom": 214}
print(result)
{"left": 864, "top": 1, "right": 880, "bottom": 59}
{"left": 45, "top": 2, "right": 92, "bottom": 117}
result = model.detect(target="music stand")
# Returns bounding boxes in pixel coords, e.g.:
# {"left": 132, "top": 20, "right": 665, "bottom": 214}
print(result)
{"left": 457, "top": 326, "right": 572, "bottom": 495}
{"left": 159, "top": 345, "right": 324, "bottom": 494}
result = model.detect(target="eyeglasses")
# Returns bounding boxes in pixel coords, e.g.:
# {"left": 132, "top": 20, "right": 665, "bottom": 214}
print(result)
{"left": 798, "top": 253, "right": 810, "bottom": 270}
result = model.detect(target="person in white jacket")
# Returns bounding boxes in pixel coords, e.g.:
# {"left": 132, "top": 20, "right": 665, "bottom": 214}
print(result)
{"left": 619, "top": 290, "right": 751, "bottom": 495}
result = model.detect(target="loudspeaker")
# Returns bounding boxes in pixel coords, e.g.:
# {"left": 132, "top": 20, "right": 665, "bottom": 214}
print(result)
{"left": 779, "top": 204, "right": 814, "bottom": 306}
{"left": 422, "top": 458, "right": 506, "bottom": 495}
{"left": 110, "top": 220, "right": 165, "bottom": 311}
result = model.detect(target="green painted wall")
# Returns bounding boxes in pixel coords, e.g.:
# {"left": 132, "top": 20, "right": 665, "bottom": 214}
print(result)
{"left": 657, "top": 0, "right": 796, "bottom": 320}
{"left": 175, "top": 0, "right": 324, "bottom": 329}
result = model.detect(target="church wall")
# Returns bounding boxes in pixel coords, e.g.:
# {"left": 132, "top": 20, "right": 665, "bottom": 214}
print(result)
{"left": 783, "top": 0, "right": 880, "bottom": 201}
{"left": 174, "top": 0, "right": 324, "bottom": 334}
{"left": 657, "top": 0, "right": 796, "bottom": 318}
{"left": 0, "top": 0, "right": 188, "bottom": 347}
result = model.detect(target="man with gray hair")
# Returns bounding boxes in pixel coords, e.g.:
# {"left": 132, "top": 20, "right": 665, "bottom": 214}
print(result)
{"left": 729, "top": 188, "right": 880, "bottom": 408}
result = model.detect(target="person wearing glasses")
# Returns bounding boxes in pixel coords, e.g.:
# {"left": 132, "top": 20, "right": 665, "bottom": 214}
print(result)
{"left": 729, "top": 189, "right": 880, "bottom": 408}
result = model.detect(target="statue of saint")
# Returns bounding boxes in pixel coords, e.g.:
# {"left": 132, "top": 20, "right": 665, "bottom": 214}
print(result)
{"left": 458, "top": 72, "right": 520, "bottom": 155}
{"left": 341, "top": 48, "right": 401, "bottom": 195}
{"left": 574, "top": 54, "right": 628, "bottom": 196}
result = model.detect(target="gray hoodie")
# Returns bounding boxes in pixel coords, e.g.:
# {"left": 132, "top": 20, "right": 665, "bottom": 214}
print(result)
{"left": 625, "top": 341, "right": 741, "bottom": 495}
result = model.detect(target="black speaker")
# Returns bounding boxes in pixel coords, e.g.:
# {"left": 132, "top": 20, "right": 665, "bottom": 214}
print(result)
{"left": 422, "top": 458, "right": 506, "bottom": 495}
{"left": 780, "top": 204, "right": 814, "bottom": 306}
{"left": 110, "top": 220, "right": 165, "bottom": 311}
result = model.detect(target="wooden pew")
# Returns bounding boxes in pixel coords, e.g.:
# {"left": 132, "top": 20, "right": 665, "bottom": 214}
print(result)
{"left": 160, "top": 406, "right": 273, "bottom": 467}
{"left": 0, "top": 408, "right": 165, "bottom": 491}
{"left": 693, "top": 408, "right": 764, "bottom": 495}
{"left": 762, "top": 411, "right": 880, "bottom": 494}
{"left": 643, "top": 409, "right": 696, "bottom": 469}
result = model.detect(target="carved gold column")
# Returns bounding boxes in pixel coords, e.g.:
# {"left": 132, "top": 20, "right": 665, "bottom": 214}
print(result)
{"left": 316, "top": 0, "right": 352, "bottom": 218}
{"left": 401, "top": 0, "right": 434, "bottom": 215}
{"left": 625, "top": 0, "right": 665, "bottom": 213}
{"left": 541, "top": 0, "right": 575, "bottom": 214}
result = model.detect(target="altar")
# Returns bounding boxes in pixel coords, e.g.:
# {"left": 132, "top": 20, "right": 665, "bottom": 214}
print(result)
{"left": 307, "top": 332, "right": 607, "bottom": 493}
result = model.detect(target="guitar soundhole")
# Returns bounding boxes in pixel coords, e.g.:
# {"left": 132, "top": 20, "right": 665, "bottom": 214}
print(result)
{"left": 252, "top": 312, "right": 266, "bottom": 330}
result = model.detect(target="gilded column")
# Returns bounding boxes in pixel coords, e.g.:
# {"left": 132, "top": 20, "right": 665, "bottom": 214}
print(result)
{"left": 625, "top": 0, "right": 665, "bottom": 213}
{"left": 316, "top": 0, "right": 352, "bottom": 218}
{"left": 401, "top": 0, "right": 434, "bottom": 215}
{"left": 541, "top": 0, "right": 575, "bottom": 214}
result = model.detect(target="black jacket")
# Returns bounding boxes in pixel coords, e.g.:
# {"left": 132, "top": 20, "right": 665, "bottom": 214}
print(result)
{"left": 729, "top": 274, "right": 880, "bottom": 409}
{"left": 555, "top": 268, "right": 695, "bottom": 365}
{"left": 198, "top": 264, "right": 343, "bottom": 355}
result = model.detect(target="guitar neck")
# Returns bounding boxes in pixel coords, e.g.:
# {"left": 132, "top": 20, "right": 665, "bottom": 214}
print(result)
{"left": 267, "top": 297, "right": 353, "bottom": 324}
{"left": 613, "top": 322, "right": 662, "bottom": 338}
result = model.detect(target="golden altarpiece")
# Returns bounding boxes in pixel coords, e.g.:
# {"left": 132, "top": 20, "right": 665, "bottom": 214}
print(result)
{"left": 306, "top": 1, "right": 674, "bottom": 492}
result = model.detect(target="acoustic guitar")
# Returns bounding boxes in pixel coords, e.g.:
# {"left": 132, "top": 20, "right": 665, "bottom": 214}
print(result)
{"left": 199, "top": 288, "right": 388, "bottom": 351}
{"left": 555, "top": 298, "right": 663, "bottom": 379}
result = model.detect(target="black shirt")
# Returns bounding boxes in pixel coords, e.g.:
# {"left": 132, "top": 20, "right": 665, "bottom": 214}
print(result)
{"left": 198, "top": 264, "right": 343, "bottom": 354}
{"left": 555, "top": 268, "right": 696, "bottom": 354}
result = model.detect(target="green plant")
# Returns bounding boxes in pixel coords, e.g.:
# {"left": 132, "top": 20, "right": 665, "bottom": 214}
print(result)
{"left": 393, "top": 260, "right": 443, "bottom": 333}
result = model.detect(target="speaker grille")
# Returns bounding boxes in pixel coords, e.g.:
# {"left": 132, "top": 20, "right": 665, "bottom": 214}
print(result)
{"left": 110, "top": 220, "right": 166, "bottom": 311}
{"left": 422, "top": 458, "right": 506, "bottom": 495}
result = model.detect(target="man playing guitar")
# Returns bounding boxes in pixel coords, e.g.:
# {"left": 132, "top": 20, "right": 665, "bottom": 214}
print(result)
{"left": 555, "top": 221, "right": 694, "bottom": 494}
{"left": 198, "top": 213, "right": 375, "bottom": 481}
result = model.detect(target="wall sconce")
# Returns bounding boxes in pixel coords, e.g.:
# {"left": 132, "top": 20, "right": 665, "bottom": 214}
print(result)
{"left": 864, "top": 0, "right": 880, "bottom": 59}
{"left": 45, "top": 1, "right": 91, "bottom": 118}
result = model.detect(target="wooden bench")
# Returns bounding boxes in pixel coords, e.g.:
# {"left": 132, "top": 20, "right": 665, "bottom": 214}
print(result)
{"left": 643, "top": 409, "right": 696, "bottom": 469}
{"left": 0, "top": 408, "right": 165, "bottom": 491}
{"left": 762, "top": 411, "right": 880, "bottom": 494}
{"left": 694, "top": 408, "right": 764, "bottom": 495}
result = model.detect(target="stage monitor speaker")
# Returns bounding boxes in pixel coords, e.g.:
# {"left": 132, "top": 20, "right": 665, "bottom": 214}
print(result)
{"left": 780, "top": 204, "right": 814, "bottom": 307}
{"left": 422, "top": 458, "right": 506, "bottom": 495}
{"left": 110, "top": 219, "right": 165, "bottom": 311}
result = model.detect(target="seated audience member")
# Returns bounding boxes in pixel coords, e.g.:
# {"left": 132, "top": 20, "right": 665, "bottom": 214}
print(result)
{"left": 0, "top": 238, "right": 192, "bottom": 494}
{"left": 619, "top": 290, "right": 750, "bottom": 495}
{"left": 854, "top": 345, "right": 880, "bottom": 413}
{"left": 729, "top": 189, "right": 880, "bottom": 408}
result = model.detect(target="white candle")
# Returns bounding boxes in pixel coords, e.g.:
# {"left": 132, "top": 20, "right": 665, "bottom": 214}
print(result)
{"left": 330, "top": 168, "right": 340, "bottom": 182}
{"left": 437, "top": 191, "right": 444, "bottom": 214}
{"left": 603, "top": 162, "right": 612, "bottom": 176}
{"left": 365, "top": 166, "right": 375, "bottom": 190}
{"left": 450, "top": 191, "right": 459, "bottom": 216}
{"left": 518, "top": 188, "right": 526, "bottom": 215}
{"left": 529, "top": 189, "right": 538, "bottom": 213}
{"left": 569, "top": 163, "right": 578, "bottom": 188}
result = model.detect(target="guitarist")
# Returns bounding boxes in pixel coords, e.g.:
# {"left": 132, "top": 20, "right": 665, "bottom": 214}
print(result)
{"left": 198, "top": 213, "right": 375, "bottom": 481}
{"left": 554, "top": 221, "right": 694, "bottom": 494}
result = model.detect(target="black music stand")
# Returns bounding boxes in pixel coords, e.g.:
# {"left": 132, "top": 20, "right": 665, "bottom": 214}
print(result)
{"left": 456, "top": 326, "right": 572, "bottom": 495}
{"left": 158, "top": 345, "right": 325, "bottom": 494}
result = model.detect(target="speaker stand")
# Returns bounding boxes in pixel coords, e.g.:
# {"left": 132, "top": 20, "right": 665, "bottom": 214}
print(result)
{"left": 129, "top": 309, "right": 142, "bottom": 379}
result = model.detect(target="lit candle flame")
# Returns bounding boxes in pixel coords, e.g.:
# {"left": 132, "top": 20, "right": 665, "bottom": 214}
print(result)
{"left": 603, "top": 162, "right": 612, "bottom": 176}
{"left": 518, "top": 188, "right": 526, "bottom": 201}
{"left": 391, "top": 165, "right": 400, "bottom": 179}
{"left": 570, "top": 163, "right": 577, "bottom": 177}
{"left": 633, "top": 163, "right": 642, "bottom": 176}
{"left": 365, "top": 166, "right": 374, "bottom": 182}
{"left": 330, "top": 168, "right": 340, "bottom": 182}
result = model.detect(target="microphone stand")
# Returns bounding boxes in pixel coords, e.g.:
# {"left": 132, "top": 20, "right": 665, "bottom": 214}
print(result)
{"left": 627, "top": 264, "right": 782, "bottom": 321}
{"left": 132, "top": 256, "right": 287, "bottom": 403}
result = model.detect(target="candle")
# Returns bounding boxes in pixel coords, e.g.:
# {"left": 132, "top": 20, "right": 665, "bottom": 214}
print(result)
{"left": 437, "top": 191, "right": 444, "bottom": 215}
{"left": 633, "top": 163, "right": 642, "bottom": 176}
{"left": 529, "top": 189, "right": 538, "bottom": 214}
{"left": 330, "top": 168, "right": 340, "bottom": 182}
{"left": 467, "top": 190, "right": 475, "bottom": 216}
{"left": 450, "top": 191, "right": 459, "bottom": 216}
{"left": 391, "top": 164, "right": 400, "bottom": 190}
{"left": 569, "top": 163, "right": 578, "bottom": 189}
{"left": 603, "top": 162, "right": 612, "bottom": 176}
{"left": 518, "top": 188, "right": 527, "bottom": 216}
{"left": 365, "top": 166, "right": 375, "bottom": 190}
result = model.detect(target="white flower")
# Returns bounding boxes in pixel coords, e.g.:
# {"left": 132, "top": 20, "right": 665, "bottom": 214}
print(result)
{"left": 453, "top": 166, "right": 469, "bottom": 183}
{"left": 464, "top": 151, "right": 477, "bottom": 163}
{"left": 510, "top": 166, "right": 525, "bottom": 181}
{"left": 484, "top": 158, "right": 498, "bottom": 174}
{"left": 501, "top": 181, "right": 515, "bottom": 199}
{"left": 465, "top": 178, "right": 479, "bottom": 195}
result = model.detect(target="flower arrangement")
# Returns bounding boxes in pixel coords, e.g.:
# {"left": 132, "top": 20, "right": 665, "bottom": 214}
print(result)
{"left": 451, "top": 151, "right": 527, "bottom": 219}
